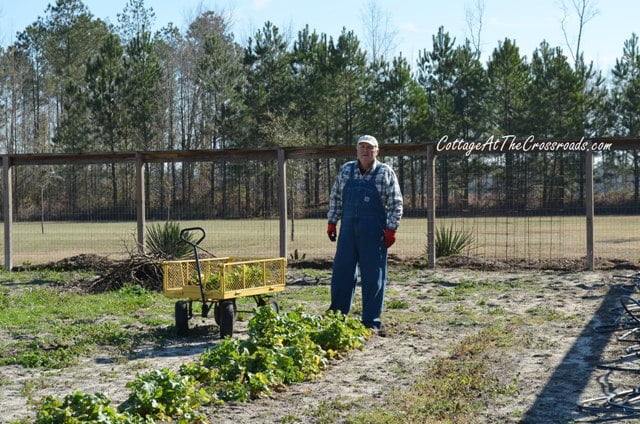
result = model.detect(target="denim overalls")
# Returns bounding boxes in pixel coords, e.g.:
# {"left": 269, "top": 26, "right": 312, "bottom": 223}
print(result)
{"left": 330, "top": 161, "right": 387, "bottom": 329}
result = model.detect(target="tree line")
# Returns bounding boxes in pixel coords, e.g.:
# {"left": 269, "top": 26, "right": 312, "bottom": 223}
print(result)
{"left": 0, "top": 0, "right": 639, "bottom": 220}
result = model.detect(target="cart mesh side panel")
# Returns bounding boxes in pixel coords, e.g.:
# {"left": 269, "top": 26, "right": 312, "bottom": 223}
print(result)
{"left": 222, "top": 259, "right": 285, "bottom": 291}
{"left": 162, "top": 258, "right": 230, "bottom": 293}
{"left": 162, "top": 257, "right": 286, "bottom": 299}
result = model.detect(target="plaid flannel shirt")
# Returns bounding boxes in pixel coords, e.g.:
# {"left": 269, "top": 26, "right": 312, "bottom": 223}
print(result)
{"left": 327, "top": 160, "right": 403, "bottom": 230}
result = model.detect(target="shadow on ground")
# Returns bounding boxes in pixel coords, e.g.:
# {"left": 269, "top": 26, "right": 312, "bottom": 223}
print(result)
{"left": 523, "top": 283, "right": 623, "bottom": 422}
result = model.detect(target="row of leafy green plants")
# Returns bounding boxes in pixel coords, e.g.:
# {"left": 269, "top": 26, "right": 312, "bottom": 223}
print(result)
{"left": 35, "top": 306, "right": 370, "bottom": 423}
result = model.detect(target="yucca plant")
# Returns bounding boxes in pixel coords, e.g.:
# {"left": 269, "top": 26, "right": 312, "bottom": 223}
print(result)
{"left": 146, "top": 222, "right": 195, "bottom": 259}
{"left": 434, "top": 225, "right": 475, "bottom": 258}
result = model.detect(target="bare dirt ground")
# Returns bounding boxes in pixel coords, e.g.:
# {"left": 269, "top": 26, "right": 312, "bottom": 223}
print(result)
{"left": 2, "top": 259, "right": 640, "bottom": 423}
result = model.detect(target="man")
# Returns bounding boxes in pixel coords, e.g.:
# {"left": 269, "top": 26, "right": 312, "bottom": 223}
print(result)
{"left": 326, "top": 135, "right": 403, "bottom": 332}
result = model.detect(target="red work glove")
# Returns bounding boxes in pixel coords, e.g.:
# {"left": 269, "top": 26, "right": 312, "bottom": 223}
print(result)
{"left": 327, "top": 223, "right": 337, "bottom": 242}
{"left": 383, "top": 229, "right": 396, "bottom": 248}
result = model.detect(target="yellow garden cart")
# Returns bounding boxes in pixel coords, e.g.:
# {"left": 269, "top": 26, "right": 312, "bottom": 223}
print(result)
{"left": 162, "top": 227, "right": 286, "bottom": 338}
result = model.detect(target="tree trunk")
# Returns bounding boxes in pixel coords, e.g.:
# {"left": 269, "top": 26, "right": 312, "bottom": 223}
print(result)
{"left": 557, "top": 152, "right": 565, "bottom": 210}
{"left": 462, "top": 157, "right": 469, "bottom": 210}
{"left": 209, "top": 162, "right": 216, "bottom": 218}
{"left": 505, "top": 152, "right": 514, "bottom": 210}
{"left": 303, "top": 166, "right": 310, "bottom": 207}
{"left": 541, "top": 155, "right": 548, "bottom": 210}
{"left": 159, "top": 164, "right": 166, "bottom": 220}
{"left": 245, "top": 172, "right": 251, "bottom": 217}
{"left": 221, "top": 162, "right": 228, "bottom": 217}
{"left": 186, "top": 163, "right": 193, "bottom": 214}
{"left": 314, "top": 158, "right": 321, "bottom": 206}
{"left": 410, "top": 158, "right": 416, "bottom": 209}
{"left": 578, "top": 154, "right": 585, "bottom": 205}
{"left": 420, "top": 158, "right": 425, "bottom": 209}
{"left": 439, "top": 157, "right": 449, "bottom": 213}
{"left": 171, "top": 162, "right": 177, "bottom": 218}
{"left": 111, "top": 163, "right": 117, "bottom": 208}
{"left": 634, "top": 151, "right": 640, "bottom": 210}
{"left": 398, "top": 157, "right": 405, "bottom": 198}
{"left": 263, "top": 165, "right": 269, "bottom": 217}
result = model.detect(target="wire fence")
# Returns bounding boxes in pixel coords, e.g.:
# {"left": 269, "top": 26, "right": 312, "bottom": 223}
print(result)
{"left": 0, "top": 140, "right": 639, "bottom": 267}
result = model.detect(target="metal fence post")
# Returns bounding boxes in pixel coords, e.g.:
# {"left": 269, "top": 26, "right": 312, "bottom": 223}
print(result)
{"left": 585, "top": 147, "right": 594, "bottom": 270}
{"left": 426, "top": 145, "right": 436, "bottom": 268}
{"left": 277, "top": 149, "right": 288, "bottom": 259}
{"left": 2, "top": 155, "right": 12, "bottom": 270}
{"left": 136, "top": 153, "right": 146, "bottom": 254}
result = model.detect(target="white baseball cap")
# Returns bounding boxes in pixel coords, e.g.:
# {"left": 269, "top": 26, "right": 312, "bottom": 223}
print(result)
{"left": 357, "top": 135, "right": 378, "bottom": 148}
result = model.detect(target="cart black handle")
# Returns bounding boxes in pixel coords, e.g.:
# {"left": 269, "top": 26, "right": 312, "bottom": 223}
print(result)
{"left": 180, "top": 226, "right": 207, "bottom": 310}
{"left": 180, "top": 227, "right": 206, "bottom": 247}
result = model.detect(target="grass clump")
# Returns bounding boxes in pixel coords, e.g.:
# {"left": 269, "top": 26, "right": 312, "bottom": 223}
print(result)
{"left": 436, "top": 278, "right": 524, "bottom": 301}
{"left": 387, "top": 298, "right": 410, "bottom": 309}
{"left": 525, "top": 306, "right": 579, "bottom": 323}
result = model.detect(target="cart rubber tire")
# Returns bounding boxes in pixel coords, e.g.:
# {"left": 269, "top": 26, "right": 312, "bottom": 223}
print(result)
{"left": 218, "top": 300, "right": 236, "bottom": 339}
{"left": 214, "top": 301, "right": 237, "bottom": 325}
{"left": 214, "top": 304, "right": 219, "bottom": 325}
{"left": 175, "top": 301, "right": 189, "bottom": 336}
{"left": 256, "top": 297, "right": 280, "bottom": 314}
{"left": 213, "top": 303, "right": 223, "bottom": 326}
{"left": 269, "top": 300, "right": 280, "bottom": 314}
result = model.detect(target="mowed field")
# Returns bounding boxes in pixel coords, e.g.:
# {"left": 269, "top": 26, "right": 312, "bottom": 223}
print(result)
{"left": 0, "top": 215, "right": 639, "bottom": 265}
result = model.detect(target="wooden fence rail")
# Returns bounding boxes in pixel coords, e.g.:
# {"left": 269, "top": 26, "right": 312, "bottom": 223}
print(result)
{"left": 3, "top": 137, "right": 640, "bottom": 270}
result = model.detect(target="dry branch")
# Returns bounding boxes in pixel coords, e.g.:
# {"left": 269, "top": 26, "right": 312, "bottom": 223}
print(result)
{"left": 88, "top": 254, "right": 163, "bottom": 293}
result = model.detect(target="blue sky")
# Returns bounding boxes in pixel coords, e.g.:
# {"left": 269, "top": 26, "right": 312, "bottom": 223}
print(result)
{"left": 0, "top": 0, "right": 637, "bottom": 73}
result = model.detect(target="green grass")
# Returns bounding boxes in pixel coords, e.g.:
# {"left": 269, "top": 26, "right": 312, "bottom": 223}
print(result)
{"left": 436, "top": 278, "right": 526, "bottom": 301}
{"left": 312, "top": 397, "right": 359, "bottom": 424}
{"left": 525, "top": 306, "right": 580, "bottom": 323}
{"left": 447, "top": 304, "right": 482, "bottom": 327}
{"left": 386, "top": 298, "right": 410, "bottom": 309}
{"left": 281, "top": 286, "right": 331, "bottom": 304}
{"left": 4, "top": 215, "right": 640, "bottom": 266}
{"left": 0, "top": 274, "right": 175, "bottom": 369}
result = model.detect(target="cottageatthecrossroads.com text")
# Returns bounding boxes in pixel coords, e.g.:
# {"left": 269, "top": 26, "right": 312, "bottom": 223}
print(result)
{"left": 437, "top": 135, "right": 613, "bottom": 156}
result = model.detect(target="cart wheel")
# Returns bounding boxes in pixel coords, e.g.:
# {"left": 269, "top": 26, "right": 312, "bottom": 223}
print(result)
{"left": 175, "top": 301, "right": 190, "bottom": 336}
{"left": 218, "top": 300, "right": 236, "bottom": 339}
{"left": 214, "top": 300, "right": 237, "bottom": 325}
{"left": 256, "top": 296, "right": 280, "bottom": 314}
{"left": 213, "top": 303, "right": 220, "bottom": 326}
{"left": 269, "top": 300, "right": 280, "bottom": 314}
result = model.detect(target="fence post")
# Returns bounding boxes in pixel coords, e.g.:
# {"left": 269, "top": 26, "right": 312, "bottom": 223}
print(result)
{"left": 136, "top": 153, "right": 146, "bottom": 254}
{"left": 277, "top": 149, "right": 288, "bottom": 259}
{"left": 426, "top": 145, "right": 436, "bottom": 268}
{"left": 585, "top": 147, "right": 594, "bottom": 270}
{"left": 2, "top": 155, "right": 12, "bottom": 270}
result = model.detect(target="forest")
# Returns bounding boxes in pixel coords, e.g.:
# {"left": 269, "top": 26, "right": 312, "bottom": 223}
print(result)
{"left": 0, "top": 0, "right": 639, "bottom": 220}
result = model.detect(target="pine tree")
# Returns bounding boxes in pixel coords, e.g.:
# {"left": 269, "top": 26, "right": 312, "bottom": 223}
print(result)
{"left": 328, "top": 28, "right": 367, "bottom": 144}
{"left": 486, "top": 38, "right": 530, "bottom": 210}
{"left": 529, "top": 42, "right": 582, "bottom": 209}
{"left": 85, "top": 33, "right": 128, "bottom": 207}
{"left": 611, "top": 33, "right": 640, "bottom": 206}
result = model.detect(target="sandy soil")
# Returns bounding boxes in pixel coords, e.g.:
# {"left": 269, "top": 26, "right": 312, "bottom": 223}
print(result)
{"left": 2, "top": 265, "right": 640, "bottom": 423}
